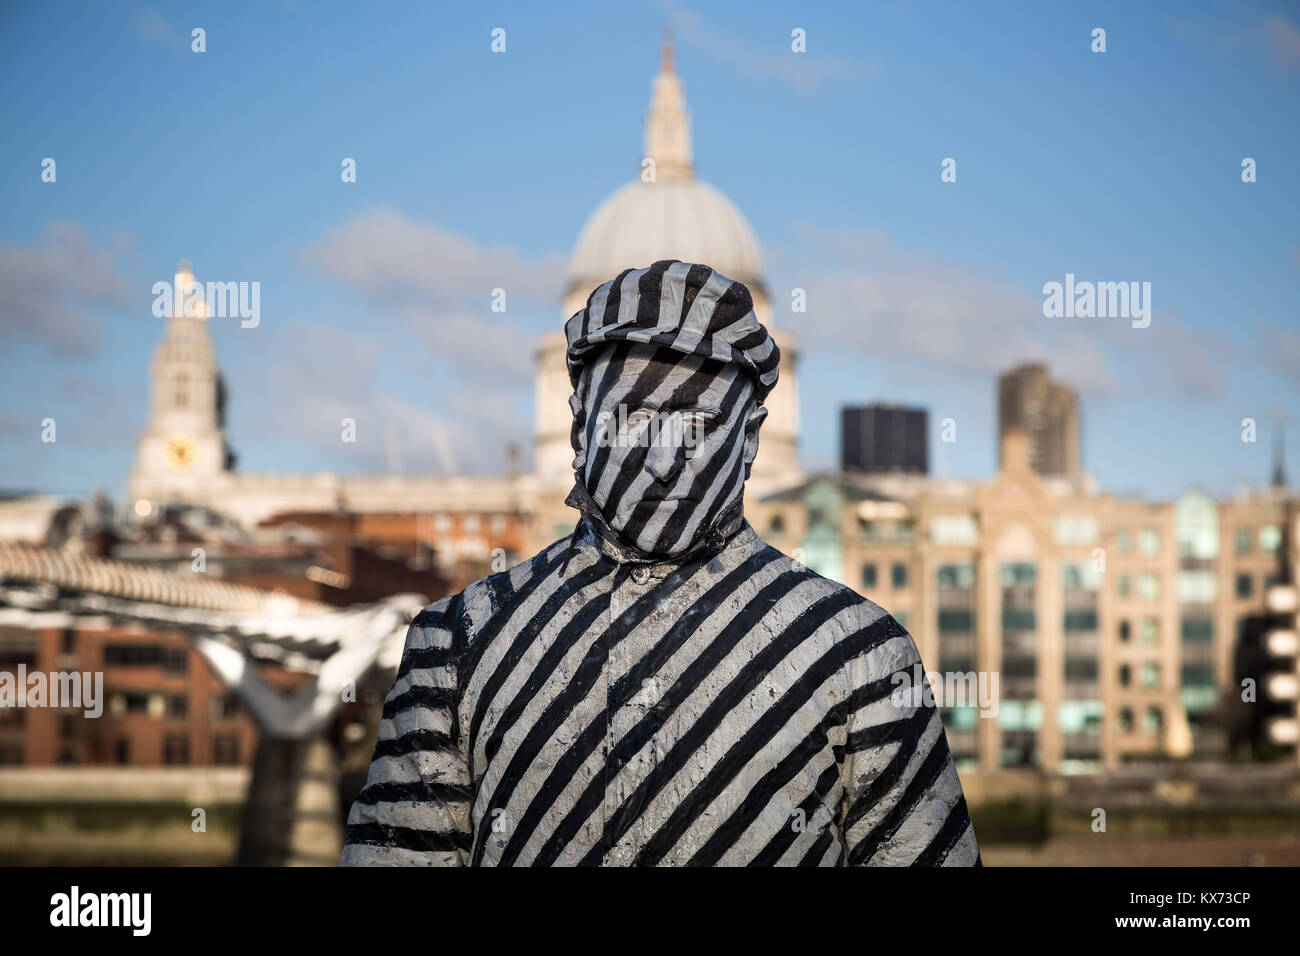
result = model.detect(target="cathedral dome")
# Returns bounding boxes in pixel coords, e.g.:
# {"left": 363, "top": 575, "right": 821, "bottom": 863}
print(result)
{"left": 568, "top": 178, "right": 765, "bottom": 301}
{"left": 565, "top": 36, "right": 765, "bottom": 304}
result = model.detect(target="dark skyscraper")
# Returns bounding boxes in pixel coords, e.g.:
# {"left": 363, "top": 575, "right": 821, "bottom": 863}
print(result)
{"left": 841, "top": 404, "right": 929, "bottom": 474}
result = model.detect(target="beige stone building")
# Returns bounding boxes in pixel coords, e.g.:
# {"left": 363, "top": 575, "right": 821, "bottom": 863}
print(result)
{"left": 751, "top": 433, "right": 1299, "bottom": 772}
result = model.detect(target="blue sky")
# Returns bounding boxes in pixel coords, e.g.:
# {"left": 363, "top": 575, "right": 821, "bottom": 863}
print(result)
{"left": 1, "top": 0, "right": 1297, "bottom": 502}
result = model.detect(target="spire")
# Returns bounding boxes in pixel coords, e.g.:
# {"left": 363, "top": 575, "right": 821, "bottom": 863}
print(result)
{"left": 174, "top": 260, "right": 207, "bottom": 320}
{"left": 1272, "top": 420, "right": 1287, "bottom": 489}
{"left": 644, "top": 27, "right": 694, "bottom": 182}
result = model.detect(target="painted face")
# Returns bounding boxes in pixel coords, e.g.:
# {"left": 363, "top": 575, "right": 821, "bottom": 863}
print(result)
{"left": 571, "top": 342, "right": 766, "bottom": 558}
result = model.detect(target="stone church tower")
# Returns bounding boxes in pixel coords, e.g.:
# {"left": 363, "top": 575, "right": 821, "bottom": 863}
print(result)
{"left": 129, "top": 263, "right": 235, "bottom": 512}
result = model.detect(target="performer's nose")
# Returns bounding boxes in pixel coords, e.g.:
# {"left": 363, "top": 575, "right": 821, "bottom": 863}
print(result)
{"left": 644, "top": 424, "right": 686, "bottom": 485}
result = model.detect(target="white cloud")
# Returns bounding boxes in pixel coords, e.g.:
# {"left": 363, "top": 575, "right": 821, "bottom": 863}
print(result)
{"left": 776, "top": 226, "right": 1119, "bottom": 394}
{"left": 773, "top": 225, "right": 1228, "bottom": 401}
{"left": 301, "top": 206, "right": 568, "bottom": 382}
{"left": 303, "top": 205, "right": 566, "bottom": 308}
{"left": 0, "top": 223, "right": 133, "bottom": 356}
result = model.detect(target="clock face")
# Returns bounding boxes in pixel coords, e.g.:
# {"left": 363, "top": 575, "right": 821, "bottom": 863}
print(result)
{"left": 163, "top": 435, "right": 198, "bottom": 470}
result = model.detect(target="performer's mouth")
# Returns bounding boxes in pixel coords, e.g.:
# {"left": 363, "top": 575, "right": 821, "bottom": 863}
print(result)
{"left": 648, "top": 491, "right": 693, "bottom": 503}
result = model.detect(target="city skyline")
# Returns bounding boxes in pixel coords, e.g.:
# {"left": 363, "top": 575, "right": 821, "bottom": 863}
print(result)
{"left": 1, "top": 1, "right": 1298, "bottom": 503}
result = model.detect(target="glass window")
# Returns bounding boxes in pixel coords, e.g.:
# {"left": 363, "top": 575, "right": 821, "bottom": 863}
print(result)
{"left": 1234, "top": 527, "right": 1252, "bottom": 555}
{"left": 1059, "top": 700, "right": 1103, "bottom": 734}
{"left": 463, "top": 515, "right": 480, "bottom": 534}
{"left": 1140, "top": 662, "right": 1161, "bottom": 688}
{"left": 1118, "top": 619, "right": 1131, "bottom": 642}
{"left": 210, "top": 694, "right": 239, "bottom": 722}
{"left": 1138, "top": 573, "right": 1161, "bottom": 601}
{"left": 769, "top": 513, "right": 785, "bottom": 534}
{"left": 1177, "top": 570, "right": 1217, "bottom": 604}
{"left": 1055, "top": 514, "right": 1099, "bottom": 546}
{"left": 1064, "top": 609, "right": 1098, "bottom": 632}
{"left": 1174, "top": 492, "right": 1219, "bottom": 559}
{"left": 1235, "top": 573, "right": 1253, "bottom": 599}
{"left": 1004, "top": 655, "right": 1036, "bottom": 676}
{"left": 1144, "top": 706, "right": 1163, "bottom": 734}
{"left": 938, "top": 608, "right": 974, "bottom": 632}
{"left": 1002, "top": 607, "right": 1036, "bottom": 630}
{"left": 1139, "top": 528, "right": 1161, "bottom": 557}
{"left": 1001, "top": 563, "right": 1037, "bottom": 587}
{"left": 1063, "top": 563, "right": 1102, "bottom": 591}
{"left": 1260, "top": 525, "right": 1281, "bottom": 553}
{"left": 1064, "top": 658, "right": 1098, "bottom": 681}
{"left": 1140, "top": 618, "right": 1160, "bottom": 646}
{"left": 1180, "top": 617, "right": 1213, "bottom": 643}
{"left": 860, "top": 563, "right": 876, "bottom": 589}
{"left": 939, "top": 706, "right": 979, "bottom": 731}
{"left": 1116, "top": 528, "right": 1132, "bottom": 555}
{"left": 931, "top": 514, "right": 978, "bottom": 545}
{"left": 103, "top": 644, "right": 188, "bottom": 672}
{"left": 1118, "top": 664, "right": 1131, "bottom": 687}
{"left": 998, "top": 700, "right": 1043, "bottom": 732}
{"left": 937, "top": 564, "right": 975, "bottom": 590}
{"left": 1119, "top": 707, "right": 1134, "bottom": 732}
{"left": 213, "top": 735, "right": 241, "bottom": 766}
{"left": 891, "top": 563, "right": 908, "bottom": 589}
{"left": 163, "top": 735, "right": 190, "bottom": 766}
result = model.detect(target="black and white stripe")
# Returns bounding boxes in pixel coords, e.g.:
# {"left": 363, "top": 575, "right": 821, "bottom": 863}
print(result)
{"left": 340, "top": 525, "right": 981, "bottom": 866}
{"left": 565, "top": 260, "right": 781, "bottom": 406}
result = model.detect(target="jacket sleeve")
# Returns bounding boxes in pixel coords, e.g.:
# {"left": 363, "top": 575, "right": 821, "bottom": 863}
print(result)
{"left": 837, "top": 613, "right": 981, "bottom": 866}
{"left": 339, "top": 596, "right": 474, "bottom": 866}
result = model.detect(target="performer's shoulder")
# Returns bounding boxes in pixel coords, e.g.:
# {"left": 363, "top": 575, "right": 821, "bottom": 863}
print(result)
{"left": 750, "top": 540, "right": 903, "bottom": 631}
{"left": 409, "top": 536, "right": 575, "bottom": 638}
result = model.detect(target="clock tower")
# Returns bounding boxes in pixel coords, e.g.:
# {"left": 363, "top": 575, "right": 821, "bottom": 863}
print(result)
{"left": 129, "top": 262, "right": 235, "bottom": 512}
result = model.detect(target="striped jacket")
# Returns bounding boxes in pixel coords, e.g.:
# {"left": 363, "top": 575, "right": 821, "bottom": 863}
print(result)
{"left": 340, "top": 520, "right": 981, "bottom": 866}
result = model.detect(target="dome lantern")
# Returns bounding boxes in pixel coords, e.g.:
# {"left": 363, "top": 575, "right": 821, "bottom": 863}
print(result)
{"left": 645, "top": 27, "right": 693, "bottom": 183}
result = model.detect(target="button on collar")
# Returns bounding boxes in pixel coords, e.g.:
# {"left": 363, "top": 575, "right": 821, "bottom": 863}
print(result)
{"left": 630, "top": 566, "right": 651, "bottom": 585}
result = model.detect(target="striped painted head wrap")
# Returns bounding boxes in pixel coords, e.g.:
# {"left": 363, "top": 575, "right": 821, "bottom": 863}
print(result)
{"left": 564, "top": 260, "right": 780, "bottom": 407}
